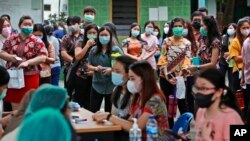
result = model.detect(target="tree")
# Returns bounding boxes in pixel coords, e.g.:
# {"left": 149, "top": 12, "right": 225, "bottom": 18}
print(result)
{"left": 48, "top": 12, "right": 67, "bottom": 25}
{"left": 216, "top": 0, "right": 236, "bottom": 28}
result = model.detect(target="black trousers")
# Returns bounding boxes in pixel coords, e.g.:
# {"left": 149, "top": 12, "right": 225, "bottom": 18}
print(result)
{"left": 159, "top": 76, "right": 189, "bottom": 129}
{"left": 186, "top": 76, "right": 195, "bottom": 117}
{"left": 72, "top": 76, "right": 92, "bottom": 110}
{"left": 232, "top": 71, "right": 241, "bottom": 92}
{"left": 90, "top": 87, "right": 112, "bottom": 113}
{"left": 64, "top": 69, "right": 74, "bottom": 100}
{"left": 219, "top": 64, "right": 234, "bottom": 91}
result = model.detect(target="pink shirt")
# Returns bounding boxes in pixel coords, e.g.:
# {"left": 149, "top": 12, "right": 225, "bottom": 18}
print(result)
{"left": 242, "top": 38, "right": 250, "bottom": 84}
{"left": 195, "top": 108, "right": 244, "bottom": 141}
{"left": 141, "top": 33, "right": 159, "bottom": 70}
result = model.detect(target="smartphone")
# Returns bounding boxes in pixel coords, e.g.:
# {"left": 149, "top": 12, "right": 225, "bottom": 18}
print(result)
{"left": 72, "top": 115, "right": 80, "bottom": 119}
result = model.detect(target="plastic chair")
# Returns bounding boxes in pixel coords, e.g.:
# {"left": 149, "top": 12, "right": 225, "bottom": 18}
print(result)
{"left": 172, "top": 112, "right": 193, "bottom": 134}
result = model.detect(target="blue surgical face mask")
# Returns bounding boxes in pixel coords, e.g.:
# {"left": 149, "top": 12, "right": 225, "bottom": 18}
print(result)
{"left": 84, "top": 14, "right": 95, "bottom": 23}
{"left": 0, "top": 89, "right": 7, "bottom": 100}
{"left": 112, "top": 72, "right": 124, "bottom": 86}
{"left": 131, "top": 30, "right": 140, "bottom": 37}
{"left": 36, "top": 36, "right": 43, "bottom": 39}
{"left": 87, "top": 34, "right": 97, "bottom": 40}
{"left": 200, "top": 27, "right": 207, "bottom": 37}
{"left": 227, "top": 29, "right": 235, "bottom": 36}
{"left": 21, "top": 26, "right": 33, "bottom": 36}
{"left": 145, "top": 27, "right": 153, "bottom": 34}
{"left": 99, "top": 36, "right": 110, "bottom": 45}
{"left": 182, "top": 29, "right": 188, "bottom": 36}
{"left": 173, "top": 27, "right": 184, "bottom": 36}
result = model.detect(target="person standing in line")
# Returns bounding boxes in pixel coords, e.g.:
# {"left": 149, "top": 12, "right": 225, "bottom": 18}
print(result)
{"left": 122, "top": 22, "right": 146, "bottom": 61}
{"left": 73, "top": 24, "right": 98, "bottom": 109}
{"left": 140, "top": 21, "right": 158, "bottom": 71}
{"left": 0, "top": 15, "right": 48, "bottom": 110}
{"left": 228, "top": 18, "right": 249, "bottom": 92}
{"left": 33, "top": 24, "right": 55, "bottom": 85}
{"left": 45, "top": 25, "right": 61, "bottom": 86}
{"left": 241, "top": 33, "right": 250, "bottom": 124}
{"left": 61, "top": 16, "right": 84, "bottom": 99}
{"left": 159, "top": 17, "right": 191, "bottom": 128}
{"left": 0, "top": 18, "right": 12, "bottom": 67}
{"left": 88, "top": 26, "right": 124, "bottom": 113}
{"left": 219, "top": 23, "right": 237, "bottom": 90}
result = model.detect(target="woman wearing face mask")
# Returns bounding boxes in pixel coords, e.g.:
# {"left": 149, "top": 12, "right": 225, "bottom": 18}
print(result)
{"left": 183, "top": 19, "right": 199, "bottom": 117}
{"left": 193, "top": 69, "right": 244, "bottom": 141}
{"left": 0, "top": 16, "right": 48, "bottom": 110}
{"left": 141, "top": 21, "right": 158, "bottom": 71}
{"left": 73, "top": 24, "right": 98, "bottom": 110}
{"left": 159, "top": 17, "right": 191, "bottom": 128}
{"left": 162, "top": 22, "right": 173, "bottom": 44}
{"left": 88, "top": 26, "right": 124, "bottom": 113}
{"left": 111, "top": 55, "right": 135, "bottom": 119}
{"left": 33, "top": 24, "right": 55, "bottom": 85}
{"left": 0, "top": 18, "right": 12, "bottom": 67}
{"left": 93, "top": 61, "right": 169, "bottom": 141}
{"left": 219, "top": 23, "right": 237, "bottom": 90}
{"left": 187, "top": 16, "right": 221, "bottom": 75}
{"left": 229, "top": 18, "right": 250, "bottom": 92}
{"left": 122, "top": 23, "right": 146, "bottom": 61}
{"left": 153, "top": 26, "right": 162, "bottom": 67}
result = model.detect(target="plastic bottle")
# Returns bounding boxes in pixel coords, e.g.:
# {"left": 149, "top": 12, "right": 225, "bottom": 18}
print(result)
{"left": 146, "top": 115, "right": 159, "bottom": 141}
{"left": 129, "top": 118, "right": 142, "bottom": 141}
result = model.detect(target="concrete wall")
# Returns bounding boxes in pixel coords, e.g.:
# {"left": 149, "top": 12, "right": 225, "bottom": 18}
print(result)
{"left": 0, "top": 0, "right": 43, "bottom": 30}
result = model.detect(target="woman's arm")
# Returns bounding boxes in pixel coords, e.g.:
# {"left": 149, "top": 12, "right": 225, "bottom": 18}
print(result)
{"left": 75, "top": 40, "right": 95, "bottom": 61}
{"left": 142, "top": 45, "right": 157, "bottom": 60}
{"left": 122, "top": 47, "right": 141, "bottom": 61}
{"left": 19, "top": 55, "right": 46, "bottom": 68}
{"left": 0, "top": 51, "right": 18, "bottom": 62}
{"left": 92, "top": 111, "right": 151, "bottom": 132}
{"left": 46, "top": 42, "right": 55, "bottom": 64}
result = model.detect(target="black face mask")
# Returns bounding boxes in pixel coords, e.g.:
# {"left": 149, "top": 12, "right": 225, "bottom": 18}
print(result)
{"left": 194, "top": 93, "right": 215, "bottom": 108}
{"left": 192, "top": 21, "right": 201, "bottom": 30}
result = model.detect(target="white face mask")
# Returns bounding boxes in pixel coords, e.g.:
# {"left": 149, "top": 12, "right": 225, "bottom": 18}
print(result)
{"left": 153, "top": 31, "right": 159, "bottom": 36}
{"left": 164, "top": 27, "right": 169, "bottom": 34}
{"left": 241, "top": 29, "right": 250, "bottom": 37}
{"left": 127, "top": 80, "right": 141, "bottom": 94}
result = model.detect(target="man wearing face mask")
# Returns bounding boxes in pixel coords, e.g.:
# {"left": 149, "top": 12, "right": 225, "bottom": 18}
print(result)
{"left": 191, "top": 11, "right": 203, "bottom": 42}
{"left": 81, "top": 6, "right": 97, "bottom": 31}
{"left": 60, "top": 16, "right": 84, "bottom": 99}
{"left": 0, "top": 66, "right": 9, "bottom": 137}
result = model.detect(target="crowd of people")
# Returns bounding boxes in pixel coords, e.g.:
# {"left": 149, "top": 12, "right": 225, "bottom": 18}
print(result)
{"left": 0, "top": 5, "right": 249, "bottom": 141}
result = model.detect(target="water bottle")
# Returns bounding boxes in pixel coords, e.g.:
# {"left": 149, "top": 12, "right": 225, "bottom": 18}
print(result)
{"left": 129, "top": 118, "right": 142, "bottom": 141}
{"left": 146, "top": 115, "right": 159, "bottom": 141}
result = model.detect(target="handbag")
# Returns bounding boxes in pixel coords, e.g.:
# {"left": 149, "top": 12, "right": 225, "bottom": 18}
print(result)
{"left": 235, "top": 90, "right": 245, "bottom": 110}
{"left": 7, "top": 68, "right": 25, "bottom": 89}
{"left": 66, "top": 59, "right": 79, "bottom": 88}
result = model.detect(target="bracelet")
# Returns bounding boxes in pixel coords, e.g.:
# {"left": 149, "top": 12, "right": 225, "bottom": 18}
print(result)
{"left": 106, "top": 113, "right": 112, "bottom": 121}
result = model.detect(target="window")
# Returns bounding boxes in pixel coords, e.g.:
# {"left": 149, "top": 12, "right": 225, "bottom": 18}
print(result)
{"left": 44, "top": 4, "right": 51, "bottom": 11}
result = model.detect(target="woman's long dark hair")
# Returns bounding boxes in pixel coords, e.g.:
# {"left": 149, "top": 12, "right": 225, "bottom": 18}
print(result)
{"left": 94, "top": 26, "right": 113, "bottom": 56}
{"left": 185, "top": 19, "right": 198, "bottom": 55}
{"left": 111, "top": 56, "right": 135, "bottom": 109}
{"left": 130, "top": 61, "right": 166, "bottom": 108}
{"left": 33, "top": 24, "right": 49, "bottom": 49}
{"left": 103, "top": 22, "right": 121, "bottom": 47}
{"left": 82, "top": 24, "right": 98, "bottom": 47}
{"left": 128, "top": 22, "right": 145, "bottom": 42}
{"left": 202, "top": 16, "right": 221, "bottom": 48}
{"left": 162, "top": 22, "right": 172, "bottom": 40}
{"left": 198, "top": 69, "right": 245, "bottom": 121}
{"left": 236, "top": 18, "right": 250, "bottom": 46}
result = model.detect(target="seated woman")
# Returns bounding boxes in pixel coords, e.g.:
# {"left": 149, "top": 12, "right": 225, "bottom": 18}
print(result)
{"left": 93, "top": 61, "right": 169, "bottom": 141}
{"left": 111, "top": 55, "right": 135, "bottom": 119}
{"left": 193, "top": 69, "right": 244, "bottom": 141}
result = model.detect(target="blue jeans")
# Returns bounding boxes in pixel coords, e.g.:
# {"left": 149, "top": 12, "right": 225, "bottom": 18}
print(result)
{"left": 50, "top": 66, "right": 61, "bottom": 86}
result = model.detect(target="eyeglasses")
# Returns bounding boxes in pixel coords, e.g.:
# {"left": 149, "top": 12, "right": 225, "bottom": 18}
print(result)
{"left": 192, "top": 85, "right": 216, "bottom": 93}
